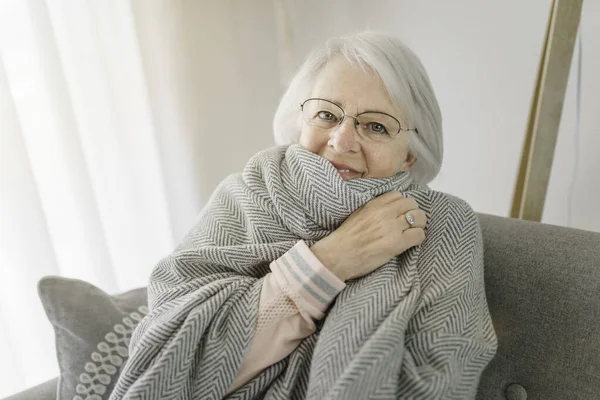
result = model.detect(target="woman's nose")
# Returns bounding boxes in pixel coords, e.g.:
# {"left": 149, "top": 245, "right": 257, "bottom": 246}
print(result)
{"left": 328, "top": 116, "right": 360, "bottom": 153}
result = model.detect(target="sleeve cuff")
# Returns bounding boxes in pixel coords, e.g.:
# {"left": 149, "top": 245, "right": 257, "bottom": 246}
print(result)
{"left": 270, "top": 240, "right": 346, "bottom": 319}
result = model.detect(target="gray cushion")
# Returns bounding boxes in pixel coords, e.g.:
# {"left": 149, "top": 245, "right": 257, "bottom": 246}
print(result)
{"left": 2, "top": 378, "right": 58, "bottom": 400}
{"left": 476, "top": 214, "right": 600, "bottom": 400}
{"left": 38, "top": 276, "right": 148, "bottom": 400}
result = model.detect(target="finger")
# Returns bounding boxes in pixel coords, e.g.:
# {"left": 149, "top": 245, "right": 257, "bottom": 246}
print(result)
{"left": 389, "top": 197, "right": 420, "bottom": 217}
{"left": 396, "top": 209, "right": 426, "bottom": 230}
{"left": 374, "top": 191, "right": 404, "bottom": 205}
{"left": 401, "top": 227, "right": 426, "bottom": 250}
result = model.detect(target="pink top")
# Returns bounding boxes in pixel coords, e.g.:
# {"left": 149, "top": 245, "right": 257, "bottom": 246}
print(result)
{"left": 225, "top": 240, "right": 346, "bottom": 395}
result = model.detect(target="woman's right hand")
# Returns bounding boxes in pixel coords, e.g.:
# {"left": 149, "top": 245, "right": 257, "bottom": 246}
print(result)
{"left": 310, "top": 191, "right": 427, "bottom": 281}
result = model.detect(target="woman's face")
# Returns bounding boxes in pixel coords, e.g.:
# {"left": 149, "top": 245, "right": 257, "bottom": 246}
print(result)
{"left": 298, "top": 57, "right": 416, "bottom": 180}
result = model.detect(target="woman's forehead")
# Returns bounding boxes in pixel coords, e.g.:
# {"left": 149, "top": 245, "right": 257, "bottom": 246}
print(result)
{"left": 310, "top": 58, "right": 397, "bottom": 116}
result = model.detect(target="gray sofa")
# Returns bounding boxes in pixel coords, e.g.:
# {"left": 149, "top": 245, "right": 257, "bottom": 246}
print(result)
{"left": 5, "top": 213, "right": 600, "bottom": 400}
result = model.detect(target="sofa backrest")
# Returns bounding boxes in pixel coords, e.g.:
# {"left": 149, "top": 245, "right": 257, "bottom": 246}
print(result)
{"left": 476, "top": 213, "right": 600, "bottom": 400}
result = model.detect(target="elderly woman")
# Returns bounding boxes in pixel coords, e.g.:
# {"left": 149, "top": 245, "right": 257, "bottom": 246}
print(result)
{"left": 111, "top": 31, "right": 497, "bottom": 400}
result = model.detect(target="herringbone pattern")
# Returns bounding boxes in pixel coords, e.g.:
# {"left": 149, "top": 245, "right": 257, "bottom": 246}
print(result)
{"left": 109, "top": 145, "right": 497, "bottom": 400}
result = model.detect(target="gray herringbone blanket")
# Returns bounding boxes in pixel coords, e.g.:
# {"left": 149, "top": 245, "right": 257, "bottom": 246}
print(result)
{"left": 110, "top": 144, "right": 497, "bottom": 400}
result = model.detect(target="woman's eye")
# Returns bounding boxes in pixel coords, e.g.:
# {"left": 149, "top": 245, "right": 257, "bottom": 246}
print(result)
{"left": 317, "top": 111, "right": 336, "bottom": 121}
{"left": 370, "top": 123, "right": 389, "bottom": 134}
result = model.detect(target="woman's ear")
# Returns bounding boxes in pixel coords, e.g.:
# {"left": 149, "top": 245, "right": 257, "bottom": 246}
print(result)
{"left": 404, "top": 153, "right": 417, "bottom": 171}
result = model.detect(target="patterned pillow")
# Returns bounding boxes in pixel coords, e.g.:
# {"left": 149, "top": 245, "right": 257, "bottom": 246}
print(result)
{"left": 38, "top": 276, "right": 148, "bottom": 400}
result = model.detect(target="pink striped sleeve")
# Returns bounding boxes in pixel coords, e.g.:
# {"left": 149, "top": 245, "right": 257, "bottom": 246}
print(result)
{"left": 225, "top": 240, "right": 346, "bottom": 394}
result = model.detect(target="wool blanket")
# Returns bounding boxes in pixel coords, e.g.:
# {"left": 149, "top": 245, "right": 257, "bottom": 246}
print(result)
{"left": 110, "top": 144, "right": 497, "bottom": 400}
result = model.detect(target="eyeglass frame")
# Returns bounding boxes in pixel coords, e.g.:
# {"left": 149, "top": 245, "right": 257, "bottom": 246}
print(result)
{"left": 299, "top": 97, "right": 419, "bottom": 137}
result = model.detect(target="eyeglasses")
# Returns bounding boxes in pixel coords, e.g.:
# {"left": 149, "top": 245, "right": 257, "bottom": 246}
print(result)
{"left": 299, "top": 98, "right": 418, "bottom": 142}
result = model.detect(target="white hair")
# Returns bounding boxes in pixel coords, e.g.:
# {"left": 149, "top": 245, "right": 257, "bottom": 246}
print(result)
{"left": 272, "top": 31, "right": 443, "bottom": 184}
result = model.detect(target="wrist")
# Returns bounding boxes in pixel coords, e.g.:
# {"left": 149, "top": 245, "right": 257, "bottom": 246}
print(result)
{"left": 310, "top": 238, "right": 347, "bottom": 282}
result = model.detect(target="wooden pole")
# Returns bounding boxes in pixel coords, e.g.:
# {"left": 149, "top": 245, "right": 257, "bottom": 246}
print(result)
{"left": 510, "top": 0, "right": 583, "bottom": 221}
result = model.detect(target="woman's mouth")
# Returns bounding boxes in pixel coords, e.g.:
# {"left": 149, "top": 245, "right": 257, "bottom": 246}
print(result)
{"left": 328, "top": 160, "right": 363, "bottom": 179}
{"left": 336, "top": 169, "right": 362, "bottom": 180}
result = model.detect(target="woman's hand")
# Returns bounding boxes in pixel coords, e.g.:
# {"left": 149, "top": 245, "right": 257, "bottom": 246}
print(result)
{"left": 310, "top": 191, "right": 426, "bottom": 281}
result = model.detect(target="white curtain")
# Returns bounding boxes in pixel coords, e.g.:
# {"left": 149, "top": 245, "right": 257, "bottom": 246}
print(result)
{"left": 0, "top": 1, "right": 182, "bottom": 396}
{"left": 0, "top": 0, "right": 283, "bottom": 395}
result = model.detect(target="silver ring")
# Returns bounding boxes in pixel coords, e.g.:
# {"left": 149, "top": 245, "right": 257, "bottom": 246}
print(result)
{"left": 405, "top": 212, "right": 416, "bottom": 226}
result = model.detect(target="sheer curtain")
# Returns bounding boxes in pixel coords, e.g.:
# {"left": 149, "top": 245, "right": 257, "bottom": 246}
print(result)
{"left": 0, "top": 1, "right": 182, "bottom": 396}
{"left": 0, "top": 0, "right": 283, "bottom": 395}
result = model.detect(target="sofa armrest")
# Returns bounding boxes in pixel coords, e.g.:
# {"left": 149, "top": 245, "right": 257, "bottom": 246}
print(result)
{"left": 2, "top": 378, "right": 58, "bottom": 400}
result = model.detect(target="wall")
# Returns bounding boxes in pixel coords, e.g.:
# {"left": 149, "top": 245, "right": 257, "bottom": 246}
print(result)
{"left": 544, "top": 0, "right": 600, "bottom": 232}
{"left": 134, "top": 0, "right": 599, "bottom": 237}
